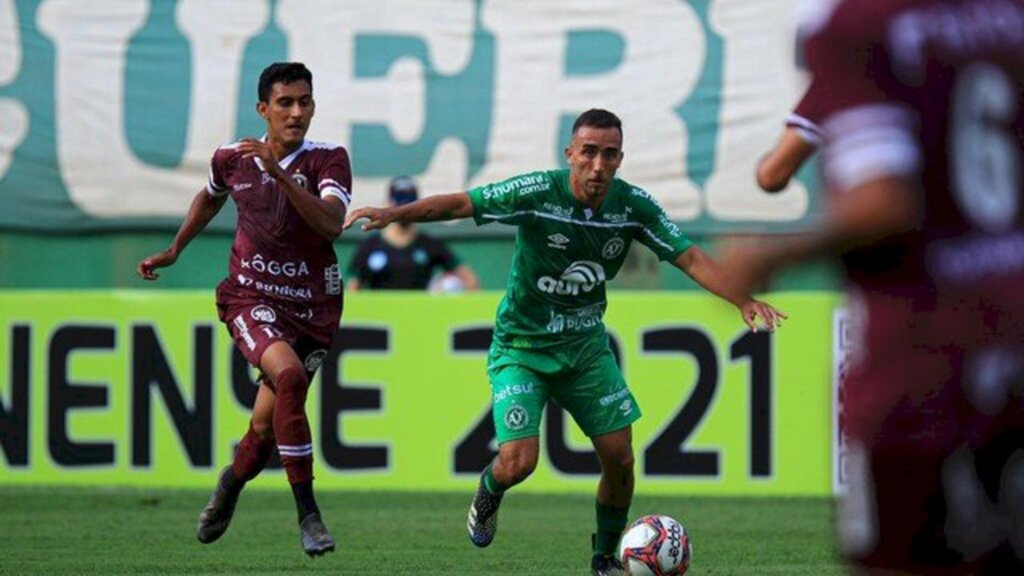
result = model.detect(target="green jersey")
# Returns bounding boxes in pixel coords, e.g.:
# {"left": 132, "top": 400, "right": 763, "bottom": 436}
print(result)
{"left": 468, "top": 169, "right": 693, "bottom": 350}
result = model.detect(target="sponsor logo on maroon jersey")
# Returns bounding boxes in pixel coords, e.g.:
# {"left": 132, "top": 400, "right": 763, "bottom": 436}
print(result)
{"left": 233, "top": 315, "right": 257, "bottom": 351}
{"left": 239, "top": 275, "right": 314, "bottom": 300}
{"left": 241, "top": 254, "right": 310, "bottom": 278}
{"left": 325, "top": 264, "right": 341, "bottom": 295}
{"left": 250, "top": 305, "right": 277, "bottom": 324}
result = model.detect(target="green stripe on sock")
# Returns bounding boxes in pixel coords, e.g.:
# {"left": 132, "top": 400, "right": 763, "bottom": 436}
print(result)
{"left": 482, "top": 464, "right": 508, "bottom": 496}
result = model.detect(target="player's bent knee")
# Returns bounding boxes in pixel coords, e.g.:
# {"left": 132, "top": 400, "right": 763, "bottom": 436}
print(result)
{"left": 500, "top": 449, "right": 539, "bottom": 483}
{"left": 614, "top": 453, "right": 636, "bottom": 473}
{"left": 601, "top": 454, "right": 635, "bottom": 478}
{"left": 250, "top": 418, "right": 274, "bottom": 440}
{"left": 274, "top": 366, "right": 310, "bottom": 399}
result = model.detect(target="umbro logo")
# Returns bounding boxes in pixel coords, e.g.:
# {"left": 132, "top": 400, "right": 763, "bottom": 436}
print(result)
{"left": 547, "top": 233, "right": 570, "bottom": 250}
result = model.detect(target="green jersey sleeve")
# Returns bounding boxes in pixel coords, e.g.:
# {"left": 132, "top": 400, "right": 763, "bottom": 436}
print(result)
{"left": 628, "top": 186, "right": 694, "bottom": 261}
{"left": 467, "top": 171, "right": 553, "bottom": 227}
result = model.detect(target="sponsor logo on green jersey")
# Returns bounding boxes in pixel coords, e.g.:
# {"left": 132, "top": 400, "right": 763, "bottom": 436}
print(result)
{"left": 536, "top": 261, "right": 606, "bottom": 295}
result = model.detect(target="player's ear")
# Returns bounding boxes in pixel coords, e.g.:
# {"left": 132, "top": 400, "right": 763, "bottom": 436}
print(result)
{"left": 256, "top": 101, "right": 269, "bottom": 120}
{"left": 310, "top": 98, "right": 316, "bottom": 119}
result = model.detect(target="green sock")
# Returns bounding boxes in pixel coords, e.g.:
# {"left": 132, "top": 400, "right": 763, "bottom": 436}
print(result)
{"left": 482, "top": 464, "right": 508, "bottom": 496}
{"left": 594, "top": 501, "right": 629, "bottom": 556}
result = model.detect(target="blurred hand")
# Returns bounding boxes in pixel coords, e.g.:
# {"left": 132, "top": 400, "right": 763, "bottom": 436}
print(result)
{"left": 137, "top": 249, "right": 178, "bottom": 280}
{"left": 344, "top": 206, "right": 394, "bottom": 232}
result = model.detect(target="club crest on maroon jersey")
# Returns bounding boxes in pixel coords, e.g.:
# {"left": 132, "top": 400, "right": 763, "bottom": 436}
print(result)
{"left": 250, "top": 305, "right": 277, "bottom": 324}
{"left": 304, "top": 349, "right": 328, "bottom": 372}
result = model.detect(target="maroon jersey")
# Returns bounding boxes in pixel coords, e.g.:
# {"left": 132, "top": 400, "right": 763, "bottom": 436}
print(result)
{"left": 807, "top": 1, "right": 1024, "bottom": 571}
{"left": 807, "top": 0, "right": 1024, "bottom": 297}
{"left": 207, "top": 138, "right": 351, "bottom": 334}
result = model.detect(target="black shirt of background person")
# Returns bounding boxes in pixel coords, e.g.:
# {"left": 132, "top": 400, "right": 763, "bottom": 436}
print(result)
{"left": 347, "top": 232, "right": 461, "bottom": 289}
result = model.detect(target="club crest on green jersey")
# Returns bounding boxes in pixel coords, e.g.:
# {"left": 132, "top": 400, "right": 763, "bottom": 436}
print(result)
{"left": 503, "top": 405, "right": 529, "bottom": 431}
{"left": 602, "top": 237, "right": 625, "bottom": 259}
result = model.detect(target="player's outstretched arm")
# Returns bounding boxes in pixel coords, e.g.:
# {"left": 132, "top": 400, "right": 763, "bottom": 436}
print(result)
{"left": 137, "top": 188, "right": 227, "bottom": 280}
{"left": 672, "top": 246, "right": 787, "bottom": 332}
{"left": 344, "top": 192, "right": 474, "bottom": 232}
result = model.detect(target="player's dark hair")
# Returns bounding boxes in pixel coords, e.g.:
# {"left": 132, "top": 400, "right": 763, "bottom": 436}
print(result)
{"left": 258, "top": 62, "right": 313, "bottom": 103}
{"left": 572, "top": 108, "right": 623, "bottom": 140}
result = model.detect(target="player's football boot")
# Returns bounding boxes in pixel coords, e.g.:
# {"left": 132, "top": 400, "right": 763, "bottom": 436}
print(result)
{"left": 196, "top": 466, "right": 243, "bottom": 543}
{"left": 467, "top": 477, "right": 503, "bottom": 547}
{"left": 299, "top": 512, "right": 336, "bottom": 557}
{"left": 590, "top": 553, "right": 626, "bottom": 576}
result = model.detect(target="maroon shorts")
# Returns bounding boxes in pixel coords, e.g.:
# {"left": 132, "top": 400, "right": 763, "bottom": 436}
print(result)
{"left": 839, "top": 291, "right": 1024, "bottom": 574}
{"left": 217, "top": 299, "right": 338, "bottom": 381}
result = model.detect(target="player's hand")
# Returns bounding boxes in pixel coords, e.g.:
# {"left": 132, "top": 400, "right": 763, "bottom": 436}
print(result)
{"left": 740, "top": 299, "right": 787, "bottom": 333}
{"left": 137, "top": 248, "right": 178, "bottom": 281}
{"left": 237, "top": 138, "right": 281, "bottom": 177}
{"left": 344, "top": 206, "right": 394, "bottom": 231}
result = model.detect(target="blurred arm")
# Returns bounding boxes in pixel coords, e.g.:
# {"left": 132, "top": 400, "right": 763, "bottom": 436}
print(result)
{"left": 452, "top": 264, "right": 480, "bottom": 291}
{"left": 758, "top": 175, "right": 919, "bottom": 268}
{"left": 756, "top": 128, "right": 818, "bottom": 193}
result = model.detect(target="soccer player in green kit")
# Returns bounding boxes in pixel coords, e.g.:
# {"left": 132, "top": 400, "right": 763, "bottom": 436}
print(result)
{"left": 345, "top": 109, "right": 786, "bottom": 575}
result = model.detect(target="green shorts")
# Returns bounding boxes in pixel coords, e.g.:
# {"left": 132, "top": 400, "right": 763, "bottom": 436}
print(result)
{"left": 487, "top": 336, "right": 641, "bottom": 443}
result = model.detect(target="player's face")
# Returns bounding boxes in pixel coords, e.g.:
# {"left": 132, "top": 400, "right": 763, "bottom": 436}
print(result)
{"left": 258, "top": 80, "right": 315, "bottom": 149}
{"left": 565, "top": 126, "right": 624, "bottom": 201}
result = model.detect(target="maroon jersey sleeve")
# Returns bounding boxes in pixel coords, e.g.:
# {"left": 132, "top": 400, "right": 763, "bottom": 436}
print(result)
{"left": 785, "top": 80, "right": 826, "bottom": 147}
{"left": 802, "top": 3, "right": 922, "bottom": 194}
{"left": 206, "top": 144, "right": 240, "bottom": 197}
{"left": 314, "top": 146, "right": 353, "bottom": 208}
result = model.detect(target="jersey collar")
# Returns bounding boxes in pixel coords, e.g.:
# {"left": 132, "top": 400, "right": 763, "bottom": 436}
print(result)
{"left": 252, "top": 135, "right": 311, "bottom": 172}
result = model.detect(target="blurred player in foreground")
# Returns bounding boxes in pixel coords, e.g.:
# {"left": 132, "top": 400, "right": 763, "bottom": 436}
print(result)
{"left": 345, "top": 108, "right": 786, "bottom": 576}
{"left": 722, "top": 1, "right": 1024, "bottom": 573}
{"left": 137, "top": 62, "right": 351, "bottom": 557}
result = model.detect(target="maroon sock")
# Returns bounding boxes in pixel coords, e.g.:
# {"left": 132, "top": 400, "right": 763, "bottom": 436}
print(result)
{"left": 272, "top": 366, "right": 314, "bottom": 485}
{"left": 231, "top": 421, "right": 275, "bottom": 482}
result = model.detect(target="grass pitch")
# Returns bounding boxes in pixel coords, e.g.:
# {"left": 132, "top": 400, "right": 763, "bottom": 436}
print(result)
{"left": 0, "top": 487, "right": 843, "bottom": 575}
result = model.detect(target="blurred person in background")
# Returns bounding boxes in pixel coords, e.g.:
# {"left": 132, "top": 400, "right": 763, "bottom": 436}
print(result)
{"left": 345, "top": 108, "right": 785, "bottom": 576}
{"left": 137, "top": 62, "right": 348, "bottom": 558}
{"left": 723, "top": 0, "right": 1024, "bottom": 573}
{"left": 346, "top": 176, "right": 479, "bottom": 292}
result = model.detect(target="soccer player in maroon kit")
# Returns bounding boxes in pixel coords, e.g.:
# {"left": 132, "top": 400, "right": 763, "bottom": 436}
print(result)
{"left": 723, "top": 0, "right": 1024, "bottom": 573}
{"left": 137, "top": 62, "right": 350, "bottom": 557}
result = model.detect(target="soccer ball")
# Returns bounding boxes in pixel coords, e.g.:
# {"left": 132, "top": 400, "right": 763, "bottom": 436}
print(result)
{"left": 617, "top": 514, "right": 693, "bottom": 576}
